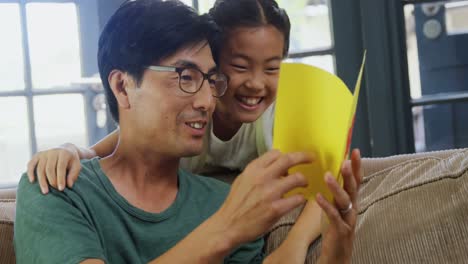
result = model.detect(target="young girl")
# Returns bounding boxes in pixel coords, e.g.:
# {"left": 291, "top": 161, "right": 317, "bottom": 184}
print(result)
{"left": 27, "top": 0, "right": 361, "bottom": 262}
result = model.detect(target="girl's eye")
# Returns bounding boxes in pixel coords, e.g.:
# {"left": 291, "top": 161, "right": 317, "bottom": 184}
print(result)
{"left": 231, "top": 64, "right": 247, "bottom": 71}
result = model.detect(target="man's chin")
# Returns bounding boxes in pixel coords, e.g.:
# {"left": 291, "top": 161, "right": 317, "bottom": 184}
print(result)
{"left": 179, "top": 146, "right": 204, "bottom": 158}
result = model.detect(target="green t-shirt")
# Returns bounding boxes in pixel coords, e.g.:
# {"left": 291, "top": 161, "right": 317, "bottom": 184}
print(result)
{"left": 14, "top": 158, "right": 264, "bottom": 264}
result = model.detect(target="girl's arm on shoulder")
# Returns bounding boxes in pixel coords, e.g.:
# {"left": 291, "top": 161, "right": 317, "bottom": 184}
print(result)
{"left": 89, "top": 128, "right": 120, "bottom": 158}
{"left": 26, "top": 129, "right": 120, "bottom": 194}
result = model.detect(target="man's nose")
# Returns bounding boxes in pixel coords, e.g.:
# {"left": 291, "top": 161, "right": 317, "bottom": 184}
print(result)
{"left": 193, "top": 80, "right": 215, "bottom": 112}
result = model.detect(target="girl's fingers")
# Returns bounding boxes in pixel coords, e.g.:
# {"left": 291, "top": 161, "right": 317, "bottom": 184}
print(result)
{"left": 66, "top": 161, "right": 82, "bottom": 188}
{"left": 56, "top": 154, "right": 69, "bottom": 191}
{"left": 45, "top": 155, "right": 59, "bottom": 189}
{"left": 36, "top": 159, "right": 49, "bottom": 195}
{"left": 27, "top": 156, "right": 39, "bottom": 183}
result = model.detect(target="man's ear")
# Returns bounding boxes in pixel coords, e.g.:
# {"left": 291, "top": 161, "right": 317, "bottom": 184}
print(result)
{"left": 108, "top": 70, "right": 131, "bottom": 109}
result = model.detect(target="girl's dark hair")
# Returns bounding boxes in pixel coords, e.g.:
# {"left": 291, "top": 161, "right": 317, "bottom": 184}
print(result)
{"left": 208, "top": 0, "right": 291, "bottom": 57}
{"left": 98, "top": 0, "right": 220, "bottom": 123}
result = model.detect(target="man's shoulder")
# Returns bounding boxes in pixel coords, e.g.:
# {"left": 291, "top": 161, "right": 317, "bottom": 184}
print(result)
{"left": 17, "top": 173, "right": 48, "bottom": 203}
{"left": 79, "top": 158, "right": 101, "bottom": 180}
{"left": 17, "top": 158, "right": 101, "bottom": 204}
{"left": 15, "top": 172, "right": 105, "bottom": 264}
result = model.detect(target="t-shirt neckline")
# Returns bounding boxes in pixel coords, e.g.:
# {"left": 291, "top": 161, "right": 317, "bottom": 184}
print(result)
{"left": 89, "top": 157, "right": 187, "bottom": 223}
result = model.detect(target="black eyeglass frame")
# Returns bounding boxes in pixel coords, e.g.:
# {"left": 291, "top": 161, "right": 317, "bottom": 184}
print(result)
{"left": 146, "top": 65, "right": 228, "bottom": 98}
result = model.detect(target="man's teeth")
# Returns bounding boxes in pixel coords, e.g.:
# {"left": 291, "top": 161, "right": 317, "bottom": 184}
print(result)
{"left": 239, "top": 97, "right": 261, "bottom": 106}
{"left": 188, "top": 122, "right": 204, "bottom": 129}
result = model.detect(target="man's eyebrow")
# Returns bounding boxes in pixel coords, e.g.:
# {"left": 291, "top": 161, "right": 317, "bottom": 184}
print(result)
{"left": 173, "top": 60, "right": 199, "bottom": 68}
{"left": 208, "top": 66, "right": 218, "bottom": 73}
{"left": 173, "top": 60, "right": 217, "bottom": 73}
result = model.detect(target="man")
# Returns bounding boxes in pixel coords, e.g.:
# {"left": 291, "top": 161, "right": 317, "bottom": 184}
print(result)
{"left": 15, "top": 1, "right": 360, "bottom": 263}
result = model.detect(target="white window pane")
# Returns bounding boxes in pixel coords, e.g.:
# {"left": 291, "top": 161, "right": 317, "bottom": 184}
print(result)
{"left": 198, "top": 0, "right": 215, "bottom": 13}
{"left": 34, "top": 94, "right": 88, "bottom": 151}
{"left": 179, "top": 0, "right": 193, "bottom": 7}
{"left": 445, "top": 2, "right": 468, "bottom": 35}
{"left": 0, "top": 4, "right": 25, "bottom": 92}
{"left": 285, "top": 55, "right": 335, "bottom": 74}
{"left": 27, "top": 3, "right": 82, "bottom": 89}
{"left": 404, "top": 5, "right": 422, "bottom": 99}
{"left": 278, "top": 0, "right": 332, "bottom": 52}
{"left": 164, "top": 0, "right": 192, "bottom": 7}
{"left": 0, "top": 97, "right": 31, "bottom": 185}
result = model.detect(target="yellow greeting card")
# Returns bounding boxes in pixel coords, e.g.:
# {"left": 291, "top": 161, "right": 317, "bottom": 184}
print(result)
{"left": 273, "top": 53, "right": 366, "bottom": 202}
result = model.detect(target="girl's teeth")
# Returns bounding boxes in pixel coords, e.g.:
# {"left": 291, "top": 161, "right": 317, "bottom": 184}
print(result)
{"left": 240, "top": 97, "right": 261, "bottom": 106}
{"left": 188, "top": 122, "right": 204, "bottom": 129}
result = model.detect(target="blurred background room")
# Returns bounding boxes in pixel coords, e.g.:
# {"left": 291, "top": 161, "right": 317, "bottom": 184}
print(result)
{"left": 1, "top": 0, "right": 468, "bottom": 187}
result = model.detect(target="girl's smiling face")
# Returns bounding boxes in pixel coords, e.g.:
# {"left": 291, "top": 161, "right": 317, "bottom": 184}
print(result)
{"left": 216, "top": 25, "right": 285, "bottom": 125}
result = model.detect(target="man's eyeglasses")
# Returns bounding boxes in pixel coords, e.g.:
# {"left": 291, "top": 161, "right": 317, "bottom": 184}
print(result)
{"left": 146, "top": 65, "right": 228, "bottom": 98}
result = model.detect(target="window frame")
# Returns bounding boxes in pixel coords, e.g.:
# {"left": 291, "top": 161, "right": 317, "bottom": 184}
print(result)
{"left": 340, "top": 0, "right": 468, "bottom": 157}
{"left": 0, "top": 0, "right": 103, "bottom": 187}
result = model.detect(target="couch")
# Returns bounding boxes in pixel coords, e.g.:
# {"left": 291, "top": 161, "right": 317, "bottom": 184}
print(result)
{"left": 2, "top": 148, "right": 468, "bottom": 263}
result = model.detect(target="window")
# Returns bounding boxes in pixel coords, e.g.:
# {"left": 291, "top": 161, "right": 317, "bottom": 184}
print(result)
{"left": 280, "top": 0, "right": 335, "bottom": 73}
{"left": 404, "top": 0, "right": 468, "bottom": 152}
{"left": 0, "top": 1, "right": 102, "bottom": 187}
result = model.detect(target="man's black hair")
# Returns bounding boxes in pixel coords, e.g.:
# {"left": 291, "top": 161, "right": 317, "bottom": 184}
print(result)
{"left": 98, "top": 0, "right": 220, "bottom": 123}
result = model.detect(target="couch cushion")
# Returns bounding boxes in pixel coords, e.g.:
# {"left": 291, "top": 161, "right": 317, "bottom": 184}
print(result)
{"left": 0, "top": 198, "right": 16, "bottom": 264}
{"left": 265, "top": 149, "right": 468, "bottom": 263}
{"left": 0, "top": 188, "right": 16, "bottom": 200}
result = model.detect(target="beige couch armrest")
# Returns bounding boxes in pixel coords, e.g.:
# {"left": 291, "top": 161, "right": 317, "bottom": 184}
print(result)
{"left": 1, "top": 195, "right": 16, "bottom": 264}
{"left": 361, "top": 148, "right": 463, "bottom": 177}
{"left": 0, "top": 189, "right": 16, "bottom": 200}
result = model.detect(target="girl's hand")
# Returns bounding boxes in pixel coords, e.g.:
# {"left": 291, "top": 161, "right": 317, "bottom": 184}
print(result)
{"left": 26, "top": 143, "right": 82, "bottom": 194}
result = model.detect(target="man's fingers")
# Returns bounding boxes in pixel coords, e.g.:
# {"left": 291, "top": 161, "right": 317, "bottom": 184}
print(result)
{"left": 36, "top": 159, "right": 49, "bottom": 194}
{"left": 325, "top": 173, "right": 352, "bottom": 213}
{"left": 271, "top": 194, "right": 306, "bottom": 219}
{"left": 255, "top": 149, "right": 282, "bottom": 167}
{"left": 27, "top": 155, "right": 39, "bottom": 183}
{"left": 67, "top": 161, "right": 81, "bottom": 188}
{"left": 351, "top": 149, "right": 362, "bottom": 187}
{"left": 341, "top": 163, "right": 358, "bottom": 204}
{"left": 266, "top": 152, "right": 313, "bottom": 179}
{"left": 273, "top": 173, "right": 308, "bottom": 198}
{"left": 316, "top": 193, "right": 346, "bottom": 228}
